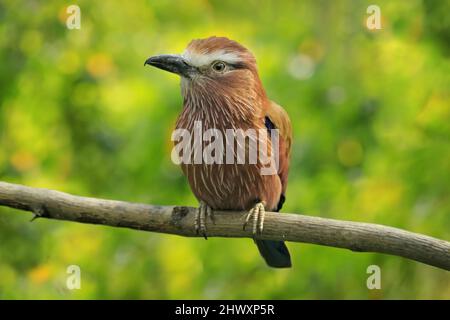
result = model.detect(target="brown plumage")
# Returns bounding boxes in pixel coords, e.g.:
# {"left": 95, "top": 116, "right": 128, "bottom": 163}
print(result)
{"left": 145, "top": 36, "right": 292, "bottom": 268}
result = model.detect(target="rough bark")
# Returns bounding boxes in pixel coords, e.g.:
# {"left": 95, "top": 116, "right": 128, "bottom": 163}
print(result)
{"left": 0, "top": 181, "right": 449, "bottom": 270}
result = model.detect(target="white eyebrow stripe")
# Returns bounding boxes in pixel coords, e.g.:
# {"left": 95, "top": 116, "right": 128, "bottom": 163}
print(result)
{"left": 182, "top": 50, "right": 241, "bottom": 67}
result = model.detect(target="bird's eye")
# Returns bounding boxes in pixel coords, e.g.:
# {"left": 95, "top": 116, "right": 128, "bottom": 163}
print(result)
{"left": 212, "top": 61, "right": 226, "bottom": 73}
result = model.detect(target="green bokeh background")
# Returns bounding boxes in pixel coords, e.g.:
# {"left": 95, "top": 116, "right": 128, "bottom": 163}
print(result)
{"left": 0, "top": 0, "right": 449, "bottom": 299}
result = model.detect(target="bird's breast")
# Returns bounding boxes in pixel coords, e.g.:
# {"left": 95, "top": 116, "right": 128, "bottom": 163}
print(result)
{"left": 175, "top": 111, "right": 281, "bottom": 211}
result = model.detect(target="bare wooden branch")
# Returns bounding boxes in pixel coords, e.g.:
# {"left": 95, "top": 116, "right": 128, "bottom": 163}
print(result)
{"left": 0, "top": 181, "right": 449, "bottom": 270}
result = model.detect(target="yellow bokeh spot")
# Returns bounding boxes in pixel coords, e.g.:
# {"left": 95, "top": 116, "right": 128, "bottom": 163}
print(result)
{"left": 337, "top": 138, "right": 364, "bottom": 167}
{"left": 28, "top": 264, "right": 53, "bottom": 284}
{"left": 58, "top": 6, "right": 69, "bottom": 24}
{"left": 86, "top": 53, "right": 114, "bottom": 78}
{"left": 10, "top": 151, "right": 37, "bottom": 172}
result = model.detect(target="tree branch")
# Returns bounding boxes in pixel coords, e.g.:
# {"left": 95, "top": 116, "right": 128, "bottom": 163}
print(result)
{"left": 0, "top": 181, "right": 449, "bottom": 270}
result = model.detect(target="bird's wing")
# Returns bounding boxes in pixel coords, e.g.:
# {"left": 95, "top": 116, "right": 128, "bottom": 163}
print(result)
{"left": 265, "top": 101, "right": 292, "bottom": 211}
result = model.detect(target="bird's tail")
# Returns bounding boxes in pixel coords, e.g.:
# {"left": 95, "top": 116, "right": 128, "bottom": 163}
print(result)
{"left": 255, "top": 240, "right": 291, "bottom": 268}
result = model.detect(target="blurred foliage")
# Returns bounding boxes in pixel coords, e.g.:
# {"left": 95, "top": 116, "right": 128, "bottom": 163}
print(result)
{"left": 0, "top": 0, "right": 449, "bottom": 299}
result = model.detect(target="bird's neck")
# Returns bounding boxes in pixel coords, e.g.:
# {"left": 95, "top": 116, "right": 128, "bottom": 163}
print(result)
{"left": 179, "top": 81, "right": 268, "bottom": 130}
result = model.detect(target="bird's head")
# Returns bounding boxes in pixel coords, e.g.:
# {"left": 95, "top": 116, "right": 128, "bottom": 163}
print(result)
{"left": 145, "top": 37, "right": 266, "bottom": 106}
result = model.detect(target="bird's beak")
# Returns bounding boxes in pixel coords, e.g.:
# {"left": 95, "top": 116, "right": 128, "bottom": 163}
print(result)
{"left": 144, "top": 54, "right": 196, "bottom": 78}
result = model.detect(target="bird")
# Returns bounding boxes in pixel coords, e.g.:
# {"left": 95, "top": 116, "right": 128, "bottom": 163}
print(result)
{"left": 145, "top": 36, "right": 292, "bottom": 268}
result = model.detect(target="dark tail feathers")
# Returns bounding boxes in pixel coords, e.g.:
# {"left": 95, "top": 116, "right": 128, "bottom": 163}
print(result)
{"left": 255, "top": 240, "right": 291, "bottom": 268}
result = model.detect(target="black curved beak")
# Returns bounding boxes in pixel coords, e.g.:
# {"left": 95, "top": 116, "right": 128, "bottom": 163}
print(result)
{"left": 144, "top": 54, "right": 196, "bottom": 78}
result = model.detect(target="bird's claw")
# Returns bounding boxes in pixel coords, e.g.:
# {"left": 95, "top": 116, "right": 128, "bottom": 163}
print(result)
{"left": 195, "top": 202, "right": 214, "bottom": 239}
{"left": 243, "top": 201, "right": 266, "bottom": 237}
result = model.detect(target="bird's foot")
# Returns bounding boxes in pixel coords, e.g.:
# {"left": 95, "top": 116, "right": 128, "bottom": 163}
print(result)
{"left": 243, "top": 201, "right": 266, "bottom": 237}
{"left": 195, "top": 201, "right": 214, "bottom": 239}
